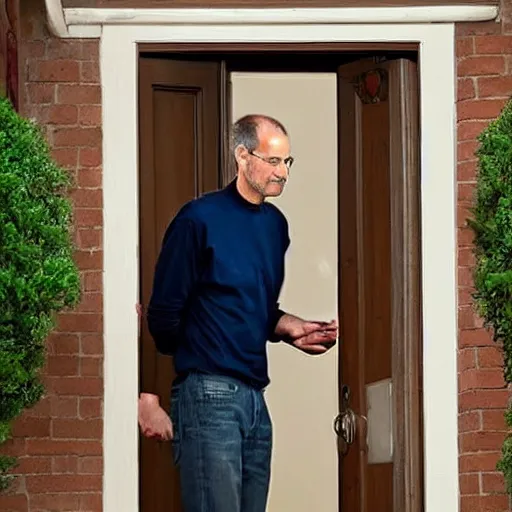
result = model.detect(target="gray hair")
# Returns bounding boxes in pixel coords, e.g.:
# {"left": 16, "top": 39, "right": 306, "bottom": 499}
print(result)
{"left": 231, "top": 114, "right": 288, "bottom": 154}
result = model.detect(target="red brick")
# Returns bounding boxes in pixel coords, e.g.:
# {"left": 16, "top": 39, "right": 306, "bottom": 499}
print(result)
{"left": 79, "top": 105, "right": 102, "bottom": 126}
{"left": 458, "top": 78, "right": 476, "bottom": 101}
{"left": 458, "top": 99, "right": 507, "bottom": 121}
{"left": 458, "top": 141, "right": 479, "bottom": 163}
{"left": 71, "top": 188, "right": 103, "bottom": 208}
{"left": 458, "top": 120, "right": 488, "bottom": 142}
{"left": 25, "top": 439, "right": 102, "bottom": 456}
{"left": 478, "top": 76, "right": 512, "bottom": 98}
{"left": 80, "top": 147, "right": 102, "bottom": 167}
{"left": 75, "top": 208, "right": 102, "bottom": 228}
{"left": 29, "top": 60, "right": 80, "bottom": 82}
{"left": 52, "top": 455, "right": 78, "bottom": 474}
{"left": 459, "top": 226, "right": 476, "bottom": 247}
{"left": 53, "top": 127, "right": 102, "bottom": 148}
{"left": 46, "top": 39, "right": 84, "bottom": 60}
{"left": 51, "top": 147, "right": 78, "bottom": 169}
{"left": 83, "top": 271, "right": 103, "bottom": 292}
{"left": 26, "top": 474, "right": 101, "bottom": 493}
{"left": 25, "top": 396, "right": 51, "bottom": 417}
{"left": 459, "top": 182, "right": 477, "bottom": 202}
{"left": 27, "top": 83, "right": 55, "bottom": 103}
{"left": 460, "top": 328, "right": 493, "bottom": 347}
{"left": 78, "top": 456, "right": 103, "bottom": 474}
{"left": 79, "top": 398, "right": 102, "bottom": 419}
{"left": 459, "top": 368, "right": 505, "bottom": 392}
{"left": 459, "top": 389, "right": 508, "bottom": 411}
{"left": 77, "top": 168, "right": 102, "bottom": 188}
{"left": 79, "top": 41, "right": 100, "bottom": 60}
{"left": 460, "top": 494, "right": 509, "bottom": 512}
{"left": 79, "top": 492, "right": 102, "bottom": 510}
{"left": 482, "top": 410, "right": 507, "bottom": 431}
{"left": 81, "top": 61, "right": 100, "bottom": 84}
{"left": 478, "top": 346, "right": 504, "bottom": 369}
{"left": 458, "top": 247, "right": 475, "bottom": 267}
{"left": 458, "top": 266, "right": 474, "bottom": 288}
{"left": 458, "top": 160, "right": 478, "bottom": 182}
{"left": 76, "top": 291, "right": 103, "bottom": 313}
{"left": 460, "top": 431, "right": 507, "bottom": 453}
{"left": 457, "top": 37, "right": 475, "bottom": 57}
{"left": 459, "top": 348, "right": 477, "bottom": 372}
{"left": 0, "top": 494, "right": 28, "bottom": 511}
{"left": 458, "top": 56, "right": 505, "bottom": 77}
{"left": 47, "top": 376, "right": 103, "bottom": 397}
{"left": 459, "top": 306, "right": 482, "bottom": 330}
{"left": 53, "top": 419, "right": 102, "bottom": 440}
{"left": 459, "top": 472, "right": 480, "bottom": 495}
{"left": 57, "top": 312, "right": 102, "bottom": 333}
{"left": 456, "top": 22, "right": 502, "bottom": 37}
{"left": 46, "top": 355, "right": 80, "bottom": 377}
{"left": 81, "top": 334, "right": 103, "bottom": 356}
{"left": 474, "top": 35, "right": 512, "bottom": 54}
{"left": 50, "top": 396, "right": 78, "bottom": 418}
{"left": 81, "top": 357, "right": 103, "bottom": 377}
{"left": 57, "top": 84, "right": 101, "bottom": 105}
{"left": 12, "top": 417, "right": 51, "bottom": 438}
{"left": 458, "top": 203, "right": 473, "bottom": 228}
{"left": 77, "top": 229, "right": 102, "bottom": 250}
{"left": 16, "top": 456, "right": 52, "bottom": 475}
{"left": 29, "top": 493, "right": 80, "bottom": 510}
{"left": 459, "top": 410, "right": 480, "bottom": 432}
{"left": 47, "top": 333, "right": 80, "bottom": 355}
{"left": 459, "top": 287, "right": 475, "bottom": 306}
{"left": 46, "top": 104, "right": 78, "bottom": 125}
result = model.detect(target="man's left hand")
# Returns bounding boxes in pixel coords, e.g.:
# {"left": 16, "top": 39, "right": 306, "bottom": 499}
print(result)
{"left": 275, "top": 314, "right": 338, "bottom": 354}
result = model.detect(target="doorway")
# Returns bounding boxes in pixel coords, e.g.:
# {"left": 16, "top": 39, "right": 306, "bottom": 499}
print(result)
{"left": 137, "top": 45, "right": 422, "bottom": 512}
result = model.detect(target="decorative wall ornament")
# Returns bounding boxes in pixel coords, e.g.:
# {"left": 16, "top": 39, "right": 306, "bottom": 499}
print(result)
{"left": 353, "top": 68, "right": 388, "bottom": 104}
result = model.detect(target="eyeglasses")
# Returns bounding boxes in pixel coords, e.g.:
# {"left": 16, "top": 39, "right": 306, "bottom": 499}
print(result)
{"left": 248, "top": 150, "right": 294, "bottom": 170}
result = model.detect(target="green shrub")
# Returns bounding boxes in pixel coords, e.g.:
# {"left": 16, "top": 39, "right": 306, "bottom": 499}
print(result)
{"left": 469, "top": 97, "right": 512, "bottom": 492}
{"left": 0, "top": 97, "right": 80, "bottom": 491}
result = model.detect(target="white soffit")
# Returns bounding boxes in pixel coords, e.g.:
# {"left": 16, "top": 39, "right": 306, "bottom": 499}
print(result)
{"left": 45, "top": 0, "right": 499, "bottom": 38}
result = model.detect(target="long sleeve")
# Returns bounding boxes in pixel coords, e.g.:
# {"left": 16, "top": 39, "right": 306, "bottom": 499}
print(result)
{"left": 268, "top": 305, "right": 286, "bottom": 342}
{"left": 147, "top": 215, "right": 204, "bottom": 355}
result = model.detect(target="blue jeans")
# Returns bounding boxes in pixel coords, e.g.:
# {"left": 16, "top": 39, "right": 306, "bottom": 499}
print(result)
{"left": 170, "top": 372, "right": 272, "bottom": 512}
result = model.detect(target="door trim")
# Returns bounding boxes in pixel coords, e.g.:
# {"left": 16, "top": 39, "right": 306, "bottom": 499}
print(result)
{"left": 101, "top": 23, "right": 458, "bottom": 512}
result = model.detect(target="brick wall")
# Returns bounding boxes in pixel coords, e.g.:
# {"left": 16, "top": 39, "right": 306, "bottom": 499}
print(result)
{"left": 0, "top": 0, "right": 103, "bottom": 510}
{"left": 457, "top": 1, "right": 512, "bottom": 510}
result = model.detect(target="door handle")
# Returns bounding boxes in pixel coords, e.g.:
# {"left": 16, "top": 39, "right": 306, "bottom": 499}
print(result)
{"left": 334, "top": 384, "right": 358, "bottom": 455}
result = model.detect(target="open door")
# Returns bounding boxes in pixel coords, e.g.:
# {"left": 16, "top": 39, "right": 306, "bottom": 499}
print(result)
{"left": 138, "top": 55, "right": 225, "bottom": 512}
{"left": 337, "top": 58, "right": 423, "bottom": 512}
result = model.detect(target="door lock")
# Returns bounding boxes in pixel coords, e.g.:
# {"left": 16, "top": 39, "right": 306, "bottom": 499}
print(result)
{"left": 334, "top": 385, "right": 357, "bottom": 455}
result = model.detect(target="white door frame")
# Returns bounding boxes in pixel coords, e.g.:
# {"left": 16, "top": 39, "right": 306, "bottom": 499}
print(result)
{"left": 100, "top": 20, "right": 459, "bottom": 512}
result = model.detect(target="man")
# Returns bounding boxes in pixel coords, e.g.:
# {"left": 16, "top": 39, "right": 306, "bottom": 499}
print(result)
{"left": 138, "top": 114, "right": 337, "bottom": 511}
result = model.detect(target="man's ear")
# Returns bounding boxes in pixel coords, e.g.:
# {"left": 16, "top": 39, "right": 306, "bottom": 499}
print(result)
{"left": 234, "top": 144, "right": 248, "bottom": 169}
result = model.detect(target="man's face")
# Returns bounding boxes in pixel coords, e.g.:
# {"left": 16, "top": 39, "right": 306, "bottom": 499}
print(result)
{"left": 240, "top": 123, "right": 292, "bottom": 199}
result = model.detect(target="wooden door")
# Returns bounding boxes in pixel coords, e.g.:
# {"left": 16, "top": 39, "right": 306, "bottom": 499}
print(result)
{"left": 337, "top": 58, "right": 423, "bottom": 512}
{"left": 138, "top": 55, "right": 223, "bottom": 512}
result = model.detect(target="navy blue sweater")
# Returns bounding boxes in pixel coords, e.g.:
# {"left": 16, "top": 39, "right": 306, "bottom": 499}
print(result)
{"left": 147, "top": 180, "right": 290, "bottom": 389}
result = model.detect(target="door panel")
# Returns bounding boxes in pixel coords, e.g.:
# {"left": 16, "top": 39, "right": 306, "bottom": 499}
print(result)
{"left": 337, "top": 58, "right": 422, "bottom": 512}
{"left": 138, "top": 56, "right": 222, "bottom": 512}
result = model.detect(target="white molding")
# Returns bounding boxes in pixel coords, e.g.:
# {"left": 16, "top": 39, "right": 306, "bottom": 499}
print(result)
{"left": 45, "top": 3, "right": 499, "bottom": 37}
{"left": 44, "top": 0, "right": 69, "bottom": 37}
{"left": 101, "top": 21, "right": 459, "bottom": 512}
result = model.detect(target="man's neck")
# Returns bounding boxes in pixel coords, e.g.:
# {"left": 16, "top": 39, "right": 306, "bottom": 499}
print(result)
{"left": 235, "top": 176, "right": 264, "bottom": 205}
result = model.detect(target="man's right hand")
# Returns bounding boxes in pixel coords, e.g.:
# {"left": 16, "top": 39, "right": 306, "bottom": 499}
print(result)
{"left": 138, "top": 393, "right": 173, "bottom": 441}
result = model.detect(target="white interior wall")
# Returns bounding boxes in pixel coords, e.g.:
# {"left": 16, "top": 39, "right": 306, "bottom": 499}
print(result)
{"left": 231, "top": 72, "right": 339, "bottom": 511}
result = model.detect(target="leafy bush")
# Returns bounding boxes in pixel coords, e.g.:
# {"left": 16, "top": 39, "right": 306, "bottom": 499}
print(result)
{"left": 0, "top": 97, "right": 80, "bottom": 491}
{"left": 469, "top": 97, "right": 512, "bottom": 492}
